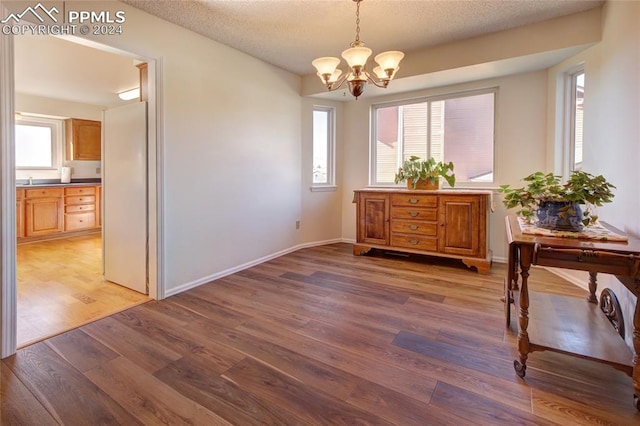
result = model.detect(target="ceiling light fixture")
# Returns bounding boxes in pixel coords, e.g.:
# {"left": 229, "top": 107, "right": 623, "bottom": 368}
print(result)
{"left": 118, "top": 88, "right": 140, "bottom": 101}
{"left": 312, "top": 0, "right": 404, "bottom": 100}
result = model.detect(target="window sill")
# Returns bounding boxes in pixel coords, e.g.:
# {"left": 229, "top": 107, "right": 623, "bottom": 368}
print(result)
{"left": 309, "top": 185, "right": 338, "bottom": 192}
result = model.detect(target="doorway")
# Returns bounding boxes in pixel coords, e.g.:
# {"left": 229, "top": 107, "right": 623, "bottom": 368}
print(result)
{"left": 1, "top": 33, "right": 162, "bottom": 357}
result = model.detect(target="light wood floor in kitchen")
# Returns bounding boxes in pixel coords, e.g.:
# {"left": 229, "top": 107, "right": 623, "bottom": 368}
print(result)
{"left": 17, "top": 233, "right": 149, "bottom": 347}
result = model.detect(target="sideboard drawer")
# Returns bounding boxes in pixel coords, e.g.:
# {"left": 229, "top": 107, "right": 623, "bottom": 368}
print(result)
{"left": 391, "top": 220, "right": 437, "bottom": 236}
{"left": 391, "top": 207, "right": 437, "bottom": 221}
{"left": 391, "top": 194, "right": 438, "bottom": 207}
{"left": 391, "top": 234, "right": 438, "bottom": 251}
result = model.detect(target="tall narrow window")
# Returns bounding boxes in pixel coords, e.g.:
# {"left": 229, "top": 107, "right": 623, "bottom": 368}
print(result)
{"left": 371, "top": 89, "right": 495, "bottom": 186}
{"left": 312, "top": 106, "right": 335, "bottom": 187}
{"left": 570, "top": 71, "right": 584, "bottom": 171}
{"left": 15, "top": 116, "right": 62, "bottom": 170}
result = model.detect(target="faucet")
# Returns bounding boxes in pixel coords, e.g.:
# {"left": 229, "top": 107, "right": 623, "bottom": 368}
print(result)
{"left": 28, "top": 176, "right": 33, "bottom": 186}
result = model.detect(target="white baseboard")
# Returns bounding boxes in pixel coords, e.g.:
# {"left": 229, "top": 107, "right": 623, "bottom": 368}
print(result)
{"left": 165, "top": 238, "right": 345, "bottom": 297}
{"left": 166, "top": 239, "right": 510, "bottom": 297}
{"left": 543, "top": 267, "right": 589, "bottom": 292}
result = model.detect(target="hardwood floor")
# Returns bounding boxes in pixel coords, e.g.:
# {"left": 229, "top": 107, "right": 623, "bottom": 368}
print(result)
{"left": 3, "top": 243, "right": 639, "bottom": 425}
{"left": 16, "top": 233, "right": 149, "bottom": 347}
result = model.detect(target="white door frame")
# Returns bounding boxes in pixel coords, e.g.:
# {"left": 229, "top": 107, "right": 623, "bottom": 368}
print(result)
{"left": 0, "top": 33, "right": 164, "bottom": 358}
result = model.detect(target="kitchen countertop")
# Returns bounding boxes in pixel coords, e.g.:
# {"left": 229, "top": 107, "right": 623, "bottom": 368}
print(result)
{"left": 16, "top": 180, "right": 101, "bottom": 188}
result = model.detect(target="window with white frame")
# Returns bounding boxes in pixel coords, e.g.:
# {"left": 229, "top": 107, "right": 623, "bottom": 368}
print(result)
{"left": 569, "top": 70, "right": 584, "bottom": 172}
{"left": 312, "top": 106, "right": 335, "bottom": 187}
{"left": 15, "top": 115, "right": 63, "bottom": 170}
{"left": 371, "top": 89, "right": 496, "bottom": 186}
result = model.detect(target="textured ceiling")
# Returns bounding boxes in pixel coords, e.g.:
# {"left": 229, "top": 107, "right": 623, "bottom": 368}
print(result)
{"left": 121, "top": 0, "right": 604, "bottom": 76}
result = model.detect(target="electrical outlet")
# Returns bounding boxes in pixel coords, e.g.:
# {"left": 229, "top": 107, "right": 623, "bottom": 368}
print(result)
{"left": 96, "top": 167, "right": 101, "bottom": 174}
{"left": 295, "top": 220, "right": 300, "bottom": 230}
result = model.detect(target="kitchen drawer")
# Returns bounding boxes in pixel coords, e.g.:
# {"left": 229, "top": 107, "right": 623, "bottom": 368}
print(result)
{"left": 391, "top": 207, "right": 437, "bottom": 221}
{"left": 391, "top": 220, "right": 437, "bottom": 236}
{"left": 66, "top": 195, "right": 96, "bottom": 205}
{"left": 65, "top": 186, "right": 96, "bottom": 196}
{"left": 391, "top": 234, "right": 438, "bottom": 251}
{"left": 65, "top": 204, "right": 95, "bottom": 213}
{"left": 65, "top": 212, "right": 96, "bottom": 231}
{"left": 26, "top": 188, "right": 63, "bottom": 198}
{"left": 391, "top": 194, "right": 437, "bottom": 207}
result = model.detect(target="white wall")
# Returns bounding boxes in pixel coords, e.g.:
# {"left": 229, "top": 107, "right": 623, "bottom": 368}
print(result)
{"left": 339, "top": 70, "right": 549, "bottom": 261}
{"left": 74, "top": 2, "right": 303, "bottom": 293}
{"left": 300, "top": 98, "right": 344, "bottom": 244}
{"left": 546, "top": 0, "right": 640, "bottom": 347}
{"left": 15, "top": 93, "right": 102, "bottom": 180}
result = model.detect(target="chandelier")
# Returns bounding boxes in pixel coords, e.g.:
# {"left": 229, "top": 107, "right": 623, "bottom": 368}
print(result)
{"left": 312, "top": 0, "right": 404, "bottom": 99}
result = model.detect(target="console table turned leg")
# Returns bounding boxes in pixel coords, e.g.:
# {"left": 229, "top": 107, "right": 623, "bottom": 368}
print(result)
{"left": 633, "top": 297, "right": 640, "bottom": 410}
{"left": 514, "top": 245, "right": 532, "bottom": 378}
{"left": 587, "top": 271, "right": 598, "bottom": 303}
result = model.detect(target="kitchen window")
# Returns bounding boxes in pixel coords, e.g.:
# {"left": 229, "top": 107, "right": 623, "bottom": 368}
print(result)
{"left": 15, "top": 115, "right": 63, "bottom": 170}
{"left": 311, "top": 106, "right": 336, "bottom": 189}
{"left": 371, "top": 89, "right": 496, "bottom": 186}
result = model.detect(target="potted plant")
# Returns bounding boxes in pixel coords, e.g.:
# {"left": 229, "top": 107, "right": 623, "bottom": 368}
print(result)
{"left": 498, "top": 170, "right": 615, "bottom": 231}
{"left": 394, "top": 156, "right": 456, "bottom": 190}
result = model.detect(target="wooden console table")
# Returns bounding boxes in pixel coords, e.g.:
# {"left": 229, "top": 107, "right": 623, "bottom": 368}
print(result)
{"left": 504, "top": 215, "right": 640, "bottom": 409}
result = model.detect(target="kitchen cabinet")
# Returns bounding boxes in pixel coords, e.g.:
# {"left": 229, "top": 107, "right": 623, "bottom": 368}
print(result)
{"left": 64, "top": 186, "right": 97, "bottom": 231}
{"left": 96, "top": 185, "right": 102, "bottom": 227}
{"left": 18, "top": 184, "right": 101, "bottom": 242}
{"left": 65, "top": 118, "right": 101, "bottom": 161}
{"left": 353, "top": 189, "right": 492, "bottom": 273}
{"left": 25, "top": 188, "right": 64, "bottom": 237}
{"left": 16, "top": 189, "right": 25, "bottom": 239}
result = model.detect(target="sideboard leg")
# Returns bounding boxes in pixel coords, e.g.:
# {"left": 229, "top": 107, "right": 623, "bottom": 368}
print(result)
{"left": 462, "top": 258, "right": 491, "bottom": 274}
{"left": 352, "top": 245, "right": 372, "bottom": 256}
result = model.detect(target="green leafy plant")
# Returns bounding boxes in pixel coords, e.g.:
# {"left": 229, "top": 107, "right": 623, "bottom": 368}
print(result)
{"left": 498, "top": 170, "right": 616, "bottom": 226}
{"left": 394, "top": 156, "right": 456, "bottom": 189}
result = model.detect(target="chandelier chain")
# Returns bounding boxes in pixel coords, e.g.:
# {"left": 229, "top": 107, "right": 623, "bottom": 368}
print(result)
{"left": 354, "top": 0, "right": 361, "bottom": 42}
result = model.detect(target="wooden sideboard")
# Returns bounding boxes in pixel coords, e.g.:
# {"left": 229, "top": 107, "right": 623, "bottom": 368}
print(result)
{"left": 353, "top": 189, "right": 492, "bottom": 273}
{"left": 504, "top": 215, "right": 640, "bottom": 409}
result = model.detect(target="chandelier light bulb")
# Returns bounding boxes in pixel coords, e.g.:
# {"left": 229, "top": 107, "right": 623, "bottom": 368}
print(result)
{"left": 374, "top": 51, "right": 405, "bottom": 73}
{"left": 312, "top": 57, "right": 340, "bottom": 76}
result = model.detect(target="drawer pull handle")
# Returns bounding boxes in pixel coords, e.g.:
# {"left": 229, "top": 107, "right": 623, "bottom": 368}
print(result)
{"left": 409, "top": 239, "right": 420, "bottom": 245}
{"left": 409, "top": 198, "right": 419, "bottom": 204}
{"left": 409, "top": 212, "right": 419, "bottom": 217}
{"left": 409, "top": 225, "right": 419, "bottom": 230}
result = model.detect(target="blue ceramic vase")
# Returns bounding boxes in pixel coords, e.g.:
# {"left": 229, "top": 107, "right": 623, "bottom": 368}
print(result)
{"left": 536, "top": 201, "right": 584, "bottom": 232}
